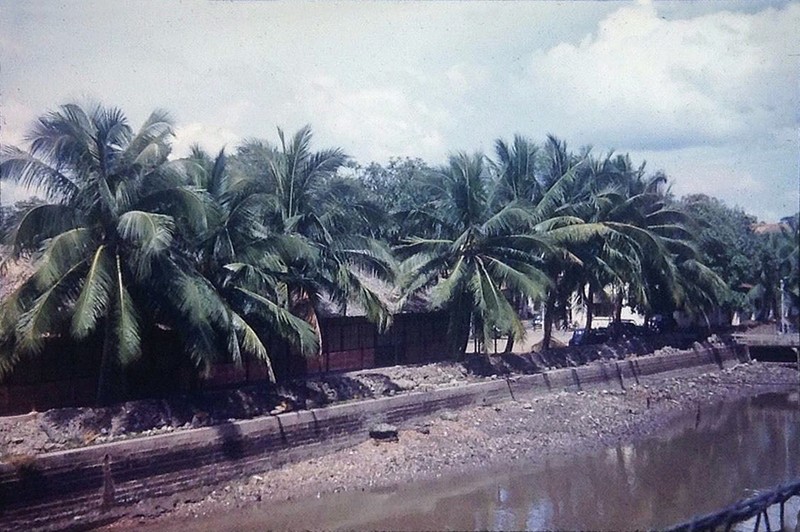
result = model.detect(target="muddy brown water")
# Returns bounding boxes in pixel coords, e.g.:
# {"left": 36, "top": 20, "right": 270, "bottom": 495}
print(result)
{"left": 152, "top": 391, "right": 800, "bottom": 531}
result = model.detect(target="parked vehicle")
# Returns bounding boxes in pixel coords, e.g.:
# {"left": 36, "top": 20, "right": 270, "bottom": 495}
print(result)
{"left": 569, "top": 328, "right": 610, "bottom": 346}
{"left": 607, "top": 320, "right": 644, "bottom": 339}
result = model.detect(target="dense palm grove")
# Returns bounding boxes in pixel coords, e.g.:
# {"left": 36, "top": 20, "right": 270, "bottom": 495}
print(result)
{"left": 1, "top": 104, "right": 797, "bottom": 404}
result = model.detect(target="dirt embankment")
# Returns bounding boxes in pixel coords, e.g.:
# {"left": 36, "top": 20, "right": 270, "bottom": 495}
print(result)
{"left": 0, "top": 361, "right": 480, "bottom": 459}
{"left": 112, "top": 361, "right": 798, "bottom": 526}
{"left": 0, "top": 335, "right": 709, "bottom": 460}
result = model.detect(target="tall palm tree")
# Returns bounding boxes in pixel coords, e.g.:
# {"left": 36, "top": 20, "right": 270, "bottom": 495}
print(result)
{"left": 181, "top": 146, "right": 319, "bottom": 379}
{"left": 0, "top": 103, "right": 288, "bottom": 403}
{"left": 534, "top": 135, "right": 590, "bottom": 349}
{"left": 491, "top": 135, "right": 541, "bottom": 208}
{"left": 488, "top": 136, "right": 636, "bottom": 351}
{"left": 748, "top": 214, "right": 799, "bottom": 324}
{"left": 776, "top": 214, "right": 800, "bottom": 302}
{"left": 599, "top": 167, "right": 728, "bottom": 324}
{"left": 231, "top": 126, "right": 396, "bottom": 347}
{"left": 399, "top": 152, "right": 554, "bottom": 357}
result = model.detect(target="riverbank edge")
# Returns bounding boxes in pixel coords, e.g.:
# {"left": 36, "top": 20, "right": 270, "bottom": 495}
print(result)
{"left": 0, "top": 342, "right": 749, "bottom": 530}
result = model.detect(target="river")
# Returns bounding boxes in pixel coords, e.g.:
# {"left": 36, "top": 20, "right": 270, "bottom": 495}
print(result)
{"left": 152, "top": 391, "right": 800, "bottom": 531}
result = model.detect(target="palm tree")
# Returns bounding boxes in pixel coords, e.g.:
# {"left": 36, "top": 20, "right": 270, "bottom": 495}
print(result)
{"left": 181, "top": 146, "right": 320, "bottom": 380}
{"left": 527, "top": 144, "right": 678, "bottom": 348}
{"left": 231, "top": 126, "right": 396, "bottom": 348}
{"left": 0, "top": 103, "right": 287, "bottom": 403}
{"left": 534, "top": 135, "right": 589, "bottom": 349}
{"left": 598, "top": 167, "right": 728, "bottom": 325}
{"left": 491, "top": 135, "right": 541, "bottom": 208}
{"left": 776, "top": 214, "right": 800, "bottom": 301}
{"left": 399, "top": 152, "right": 552, "bottom": 357}
{"left": 488, "top": 136, "right": 637, "bottom": 351}
{"left": 748, "top": 214, "right": 799, "bottom": 324}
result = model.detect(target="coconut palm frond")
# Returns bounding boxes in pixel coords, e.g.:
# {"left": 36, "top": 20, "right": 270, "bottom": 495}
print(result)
{"left": 472, "top": 260, "right": 525, "bottom": 343}
{"left": 543, "top": 222, "right": 613, "bottom": 246}
{"left": 429, "top": 256, "right": 469, "bottom": 310}
{"left": 71, "top": 245, "right": 113, "bottom": 339}
{"left": 230, "top": 311, "right": 275, "bottom": 382}
{"left": 395, "top": 237, "right": 454, "bottom": 257}
{"left": 234, "top": 287, "right": 319, "bottom": 357}
{"left": 483, "top": 255, "right": 549, "bottom": 301}
{"left": 530, "top": 162, "right": 587, "bottom": 224}
{"left": 117, "top": 211, "right": 175, "bottom": 280}
{"left": 168, "top": 268, "right": 229, "bottom": 328}
{"left": 4, "top": 203, "right": 83, "bottom": 256}
{"left": 483, "top": 203, "right": 531, "bottom": 237}
{"left": 16, "top": 258, "right": 85, "bottom": 354}
{"left": 337, "top": 239, "right": 397, "bottom": 283}
{"left": 0, "top": 146, "right": 81, "bottom": 201}
{"left": 123, "top": 109, "right": 174, "bottom": 167}
{"left": 342, "top": 268, "right": 393, "bottom": 332}
{"left": 111, "top": 275, "right": 142, "bottom": 366}
{"left": 137, "top": 185, "right": 213, "bottom": 238}
{"left": 680, "top": 259, "right": 730, "bottom": 301}
{"left": 532, "top": 215, "right": 586, "bottom": 233}
{"left": 397, "top": 252, "right": 449, "bottom": 299}
{"left": 33, "top": 228, "right": 93, "bottom": 289}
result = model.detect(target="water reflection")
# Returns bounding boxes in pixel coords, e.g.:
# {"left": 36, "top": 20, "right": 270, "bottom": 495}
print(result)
{"left": 151, "top": 392, "right": 800, "bottom": 531}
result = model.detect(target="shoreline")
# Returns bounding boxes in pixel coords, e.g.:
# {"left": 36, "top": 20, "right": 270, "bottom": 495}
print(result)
{"left": 119, "top": 361, "right": 798, "bottom": 529}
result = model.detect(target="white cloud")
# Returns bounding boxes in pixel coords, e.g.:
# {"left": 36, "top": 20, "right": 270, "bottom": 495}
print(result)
{"left": 0, "top": 99, "right": 38, "bottom": 148}
{"left": 517, "top": 2, "right": 800, "bottom": 151}
{"left": 0, "top": 1, "right": 796, "bottom": 219}
{"left": 276, "top": 76, "right": 450, "bottom": 164}
{"left": 172, "top": 123, "right": 241, "bottom": 159}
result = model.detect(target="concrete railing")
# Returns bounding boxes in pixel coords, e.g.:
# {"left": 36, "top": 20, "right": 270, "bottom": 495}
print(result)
{"left": 0, "top": 343, "right": 748, "bottom": 531}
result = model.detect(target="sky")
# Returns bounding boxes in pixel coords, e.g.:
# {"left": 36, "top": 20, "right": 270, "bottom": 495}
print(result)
{"left": 1, "top": 0, "right": 798, "bottom": 222}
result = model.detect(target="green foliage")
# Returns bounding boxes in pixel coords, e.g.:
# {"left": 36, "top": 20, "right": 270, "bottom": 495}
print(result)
{"left": 1, "top": 101, "right": 787, "bottom": 400}
{"left": 680, "top": 194, "right": 763, "bottom": 312}
{"left": 354, "top": 157, "right": 439, "bottom": 241}
{"left": 229, "top": 127, "right": 396, "bottom": 344}
{"left": 398, "top": 152, "right": 554, "bottom": 356}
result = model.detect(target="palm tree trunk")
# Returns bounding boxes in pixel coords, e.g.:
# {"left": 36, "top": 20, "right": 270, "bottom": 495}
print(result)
{"left": 503, "top": 335, "right": 514, "bottom": 353}
{"left": 542, "top": 291, "right": 556, "bottom": 350}
{"left": 448, "top": 304, "right": 471, "bottom": 359}
{"left": 97, "top": 319, "right": 121, "bottom": 406}
{"left": 614, "top": 288, "right": 624, "bottom": 323}
{"left": 585, "top": 284, "right": 595, "bottom": 330}
{"left": 289, "top": 286, "right": 322, "bottom": 356}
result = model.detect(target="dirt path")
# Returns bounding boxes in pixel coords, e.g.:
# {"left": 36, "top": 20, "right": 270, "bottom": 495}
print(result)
{"left": 114, "top": 361, "right": 798, "bottom": 528}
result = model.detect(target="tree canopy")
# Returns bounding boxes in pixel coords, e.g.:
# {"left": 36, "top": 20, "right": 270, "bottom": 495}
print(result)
{"left": 0, "top": 102, "right": 795, "bottom": 403}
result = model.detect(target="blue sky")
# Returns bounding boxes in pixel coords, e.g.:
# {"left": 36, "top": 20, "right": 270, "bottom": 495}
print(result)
{"left": 1, "top": 0, "right": 798, "bottom": 221}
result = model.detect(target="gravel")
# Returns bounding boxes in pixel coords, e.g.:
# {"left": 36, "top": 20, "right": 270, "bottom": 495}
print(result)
{"left": 0, "top": 361, "right": 477, "bottom": 459}
{"left": 113, "top": 360, "right": 798, "bottom": 526}
{"left": 2, "top": 336, "right": 796, "bottom": 529}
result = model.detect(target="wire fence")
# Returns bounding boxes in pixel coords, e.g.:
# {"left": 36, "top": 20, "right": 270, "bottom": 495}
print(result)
{"left": 666, "top": 478, "right": 800, "bottom": 532}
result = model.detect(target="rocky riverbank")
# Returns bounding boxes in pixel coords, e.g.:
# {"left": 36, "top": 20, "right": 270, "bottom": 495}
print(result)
{"left": 114, "top": 360, "right": 798, "bottom": 529}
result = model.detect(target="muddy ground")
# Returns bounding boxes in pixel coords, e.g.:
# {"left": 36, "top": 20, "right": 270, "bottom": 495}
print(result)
{"left": 110, "top": 360, "right": 799, "bottom": 528}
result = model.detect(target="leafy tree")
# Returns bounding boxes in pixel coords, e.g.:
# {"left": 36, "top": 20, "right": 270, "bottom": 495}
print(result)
{"left": 181, "top": 146, "right": 319, "bottom": 380}
{"left": 398, "top": 151, "right": 604, "bottom": 357}
{"left": 355, "top": 157, "right": 440, "bottom": 242}
{"left": 0, "top": 104, "right": 275, "bottom": 403}
{"left": 590, "top": 170, "right": 729, "bottom": 325}
{"left": 748, "top": 213, "right": 800, "bottom": 323}
{"left": 776, "top": 213, "right": 799, "bottom": 301}
{"left": 490, "top": 135, "right": 541, "bottom": 208}
{"left": 231, "top": 127, "right": 396, "bottom": 346}
{"left": 680, "top": 195, "right": 763, "bottom": 315}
